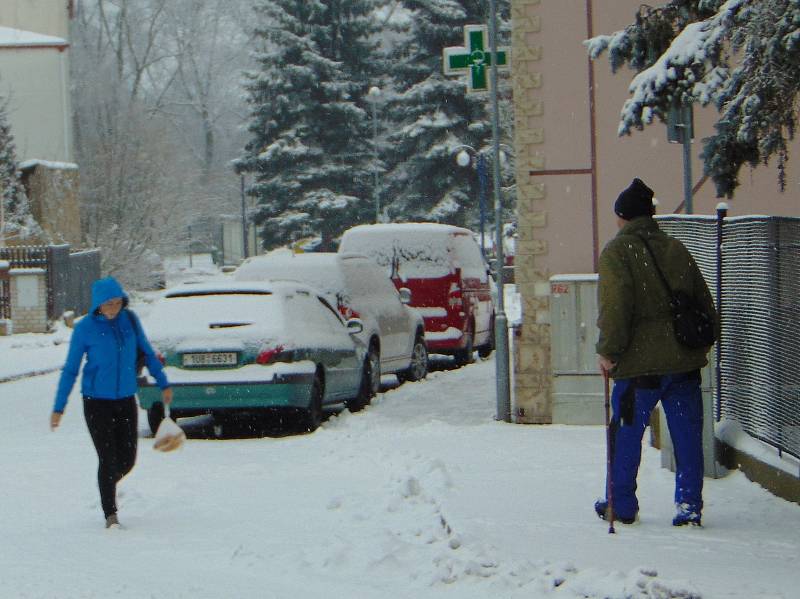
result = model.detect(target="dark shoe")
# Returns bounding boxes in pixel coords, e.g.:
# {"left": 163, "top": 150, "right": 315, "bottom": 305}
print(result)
{"left": 594, "top": 500, "right": 637, "bottom": 525}
{"left": 672, "top": 505, "right": 702, "bottom": 527}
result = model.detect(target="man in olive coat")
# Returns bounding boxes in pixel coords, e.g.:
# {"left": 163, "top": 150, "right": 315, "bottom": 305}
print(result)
{"left": 595, "top": 178, "right": 717, "bottom": 527}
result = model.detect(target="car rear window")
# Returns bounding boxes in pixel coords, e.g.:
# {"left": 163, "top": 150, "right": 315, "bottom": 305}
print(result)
{"left": 147, "top": 293, "right": 282, "bottom": 336}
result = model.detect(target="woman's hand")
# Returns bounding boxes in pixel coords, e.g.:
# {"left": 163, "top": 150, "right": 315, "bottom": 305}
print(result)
{"left": 162, "top": 387, "right": 173, "bottom": 405}
{"left": 50, "top": 412, "right": 62, "bottom": 431}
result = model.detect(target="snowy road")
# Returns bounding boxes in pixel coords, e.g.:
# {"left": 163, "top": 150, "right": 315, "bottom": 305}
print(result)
{"left": 1, "top": 355, "right": 798, "bottom": 599}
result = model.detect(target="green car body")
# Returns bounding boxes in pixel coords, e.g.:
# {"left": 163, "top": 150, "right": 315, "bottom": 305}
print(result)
{"left": 137, "top": 281, "right": 372, "bottom": 432}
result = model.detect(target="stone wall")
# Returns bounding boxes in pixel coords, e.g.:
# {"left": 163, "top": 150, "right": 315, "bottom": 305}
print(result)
{"left": 21, "top": 162, "right": 81, "bottom": 246}
{"left": 510, "top": 0, "right": 552, "bottom": 423}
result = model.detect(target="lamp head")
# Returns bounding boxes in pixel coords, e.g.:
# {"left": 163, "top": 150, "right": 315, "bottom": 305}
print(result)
{"left": 456, "top": 150, "right": 471, "bottom": 168}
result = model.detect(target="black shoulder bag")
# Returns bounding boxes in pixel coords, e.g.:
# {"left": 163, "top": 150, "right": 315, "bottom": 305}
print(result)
{"left": 127, "top": 309, "right": 147, "bottom": 375}
{"left": 637, "top": 235, "right": 716, "bottom": 349}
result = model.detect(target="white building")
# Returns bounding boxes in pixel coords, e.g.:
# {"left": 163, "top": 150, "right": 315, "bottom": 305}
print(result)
{"left": 0, "top": 0, "right": 79, "bottom": 245}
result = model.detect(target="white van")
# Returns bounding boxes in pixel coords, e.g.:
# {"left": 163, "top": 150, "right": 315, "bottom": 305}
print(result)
{"left": 234, "top": 250, "right": 428, "bottom": 390}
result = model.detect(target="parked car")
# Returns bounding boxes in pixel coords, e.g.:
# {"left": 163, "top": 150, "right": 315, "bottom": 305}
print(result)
{"left": 137, "top": 280, "right": 373, "bottom": 433}
{"left": 234, "top": 250, "right": 428, "bottom": 388}
{"left": 339, "top": 223, "right": 495, "bottom": 366}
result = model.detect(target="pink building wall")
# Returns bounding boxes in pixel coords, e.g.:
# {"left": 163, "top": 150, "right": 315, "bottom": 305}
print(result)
{"left": 535, "top": 0, "right": 797, "bottom": 276}
{"left": 511, "top": 0, "right": 798, "bottom": 423}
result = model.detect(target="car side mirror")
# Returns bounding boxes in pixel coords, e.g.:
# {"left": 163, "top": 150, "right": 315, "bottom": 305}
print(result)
{"left": 398, "top": 287, "right": 412, "bottom": 304}
{"left": 346, "top": 318, "right": 364, "bottom": 335}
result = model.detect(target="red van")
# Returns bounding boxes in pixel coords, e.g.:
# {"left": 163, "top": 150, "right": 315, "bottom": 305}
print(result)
{"left": 339, "top": 223, "right": 495, "bottom": 365}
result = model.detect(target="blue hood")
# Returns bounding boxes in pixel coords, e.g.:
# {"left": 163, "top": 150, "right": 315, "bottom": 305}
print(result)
{"left": 90, "top": 276, "right": 129, "bottom": 313}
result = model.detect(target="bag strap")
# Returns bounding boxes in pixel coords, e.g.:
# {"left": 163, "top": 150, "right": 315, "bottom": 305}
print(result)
{"left": 127, "top": 308, "right": 144, "bottom": 348}
{"left": 636, "top": 234, "right": 674, "bottom": 297}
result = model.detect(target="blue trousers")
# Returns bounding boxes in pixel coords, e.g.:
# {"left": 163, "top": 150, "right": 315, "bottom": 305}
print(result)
{"left": 607, "top": 371, "right": 704, "bottom": 519}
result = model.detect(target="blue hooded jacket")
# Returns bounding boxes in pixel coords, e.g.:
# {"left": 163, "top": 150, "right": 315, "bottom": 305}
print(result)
{"left": 53, "top": 276, "right": 170, "bottom": 413}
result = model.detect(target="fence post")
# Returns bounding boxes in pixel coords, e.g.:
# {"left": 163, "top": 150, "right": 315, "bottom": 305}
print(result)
{"left": 0, "top": 260, "right": 10, "bottom": 334}
{"left": 46, "top": 245, "right": 55, "bottom": 320}
{"left": 715, "top": 202, "right": 728, "bottom": 423}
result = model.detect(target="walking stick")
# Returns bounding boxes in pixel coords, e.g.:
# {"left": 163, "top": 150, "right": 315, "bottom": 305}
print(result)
{"left": 603, "top": 369, "right": 616, "bottom": 534}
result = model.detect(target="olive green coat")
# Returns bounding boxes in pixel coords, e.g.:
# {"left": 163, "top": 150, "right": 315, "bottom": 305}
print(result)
{"left": 596, "top": 217, "right": 717, "bottom": 379}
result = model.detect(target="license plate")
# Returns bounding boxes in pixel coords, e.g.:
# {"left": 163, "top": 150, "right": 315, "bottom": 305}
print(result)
{"left": 182, "top": 352, "right": 238, "bottom": 367}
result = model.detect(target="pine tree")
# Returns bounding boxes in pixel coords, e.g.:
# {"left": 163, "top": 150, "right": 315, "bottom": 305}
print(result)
{"left": 235, "top": 0, "right": 379, "bottom": 250}
{"left": 0, "top": 97, "right": 40, "bottom": 244}
{"left": 380, "top": 0, "right": 510, "bottom": 227}
{"left": 587, "top": 0, "right": 800, "bottom": 197}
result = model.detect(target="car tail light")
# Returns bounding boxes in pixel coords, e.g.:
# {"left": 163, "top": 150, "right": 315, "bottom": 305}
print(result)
{"left": 256, "top": 345, "right": 284, "bottom": 365}
{"left": 448, "top": 286, "right": 463, "bottom": 308}
{"left": 337, "top": 304, "right": 360, "bottom": 319}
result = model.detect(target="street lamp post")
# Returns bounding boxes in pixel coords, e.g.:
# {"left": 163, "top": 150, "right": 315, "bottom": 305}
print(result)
{"left": 0, "top": 179, "right": 5, "bottom": 247}
{"left": 456, "top": 147, "right": 489, "bottom": 256}
{"left": 488, "top": 0, "right": 511, "bottom": 422}
{"left": 240, "top": 174, "right": 249, "bottom": 259}
{"left": 366, "top": 86, "right": 382, "bottom": 223}
{"left": 667, "top": 100, "right": 694, "bottom": 214}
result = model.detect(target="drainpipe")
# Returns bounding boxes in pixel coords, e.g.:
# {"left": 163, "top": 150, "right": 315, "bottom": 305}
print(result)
{"left": 586, "top": 0, "right": 599, "bottom": 271}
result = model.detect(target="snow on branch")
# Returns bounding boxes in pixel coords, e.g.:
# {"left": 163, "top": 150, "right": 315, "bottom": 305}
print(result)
{"left": 614, "top": 0, "right": 745, "bottom": 134}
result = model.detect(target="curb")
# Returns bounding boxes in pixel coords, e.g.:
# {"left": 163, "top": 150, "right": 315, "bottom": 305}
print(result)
{"left": 0, "top": 367, "right": 62, "bottom": 384}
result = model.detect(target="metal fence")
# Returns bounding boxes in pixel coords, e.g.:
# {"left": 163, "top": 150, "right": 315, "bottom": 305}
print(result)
{"left": 0, "top": 244, "right": 101, "bottom": 319}
{"left": 0, "top": 266, "right": 9, "bottom": 320}
{"left": 658, "top": 213, "right": 800, "bottom": 462}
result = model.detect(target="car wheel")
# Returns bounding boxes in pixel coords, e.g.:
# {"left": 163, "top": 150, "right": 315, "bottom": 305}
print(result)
{"left": 346, "top": 356, "right": 374, "bottom": 413}
{"left": 398, "top": 334, "right": 428, "bottom": 383}
{"left": 147, "top": 403, "right": 165, "bottom": 435}
{"left": 365, "top": 343, "right": 381, "bottom": 395}
{"left": 303, "top": 370, "right": 324, "bottom": 432}
{"left": 478, "top": 317, "right": 495, "bottom": 359}
{"left": 453, "top": 323, "right": 475, "bottom": 367}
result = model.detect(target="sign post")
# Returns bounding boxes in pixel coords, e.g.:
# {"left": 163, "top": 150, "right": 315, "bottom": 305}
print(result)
{"left": 444, "top": 22, "right": 512, "bottom": 422}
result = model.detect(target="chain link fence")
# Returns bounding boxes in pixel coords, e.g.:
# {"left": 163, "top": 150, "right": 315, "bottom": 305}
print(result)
{"left": 658, "top": 214, "right": 800, "bottom": 463}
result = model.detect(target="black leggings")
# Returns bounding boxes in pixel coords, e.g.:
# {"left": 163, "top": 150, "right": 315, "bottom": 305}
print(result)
{"left": 83, "top": 397, "right": 138, "bottom": 518}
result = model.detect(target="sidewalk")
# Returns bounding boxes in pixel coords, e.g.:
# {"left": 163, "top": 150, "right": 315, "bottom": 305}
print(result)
{"left": 0, "top": 324, "right": 70, "bottom": 383}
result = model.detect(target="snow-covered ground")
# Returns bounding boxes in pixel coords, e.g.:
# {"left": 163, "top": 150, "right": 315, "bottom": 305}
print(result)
{"left": 0, "top": 258, "right": 797, "bottom": 598}
{"left": 3, "top": 344, "right": 798, "bottom": 598}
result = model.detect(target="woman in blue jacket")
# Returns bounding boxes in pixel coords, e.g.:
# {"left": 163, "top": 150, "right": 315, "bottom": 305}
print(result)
{"left": 50, "top": 276, "right": 172, "bottom": 529}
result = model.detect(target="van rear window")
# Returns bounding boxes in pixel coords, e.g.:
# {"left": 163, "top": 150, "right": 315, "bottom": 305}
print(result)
{"left": 344, "top": 232, "right": 452, "bottom": 279}
{"left": 342, "top": 227, "right": 490, "bottom": 281}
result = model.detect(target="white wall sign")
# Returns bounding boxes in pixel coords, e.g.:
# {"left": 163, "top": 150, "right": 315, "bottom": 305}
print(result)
{"left": 17, "top": 275, "right": 40, "bottom": 308}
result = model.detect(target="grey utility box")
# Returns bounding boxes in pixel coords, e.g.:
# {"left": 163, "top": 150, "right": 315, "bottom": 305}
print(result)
{"left": 549, "top": 274, "right": 604, "bottom": 424}
{"left": 550, "top": 275, "right": 722, "bottom": 477}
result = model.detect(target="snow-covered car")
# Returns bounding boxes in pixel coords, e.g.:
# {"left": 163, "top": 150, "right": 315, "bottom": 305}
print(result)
{"left": 339, "top": 223, "right": 495, "bottom": 365}
{"left": 137, "top": 280, "right": 373, "bottom": 433}
{"left": 234, "top": 250, "right": 428, "bottom": 388}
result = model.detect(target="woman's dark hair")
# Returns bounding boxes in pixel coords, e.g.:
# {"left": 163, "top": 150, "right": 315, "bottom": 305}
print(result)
{"left": 93, "top": 296, "right": 129, "bottom": 315}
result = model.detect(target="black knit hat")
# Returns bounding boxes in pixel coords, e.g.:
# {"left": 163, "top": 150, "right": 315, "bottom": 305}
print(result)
{"left": 614, "top": 178, "right": 654, "bottom": 220}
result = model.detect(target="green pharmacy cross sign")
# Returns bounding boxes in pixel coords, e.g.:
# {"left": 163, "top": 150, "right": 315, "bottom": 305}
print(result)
{"left": 443, "top": 24, "right": 510, "bottom": 93}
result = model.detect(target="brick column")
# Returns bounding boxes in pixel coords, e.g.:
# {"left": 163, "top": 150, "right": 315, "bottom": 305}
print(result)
{"left": 511, "top": 0, "right": 552, "bottom": 423}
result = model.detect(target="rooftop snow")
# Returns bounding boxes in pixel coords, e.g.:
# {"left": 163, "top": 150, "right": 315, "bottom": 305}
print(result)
{"left": 0, "top": 26, "right": 68, "bottom": 48}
